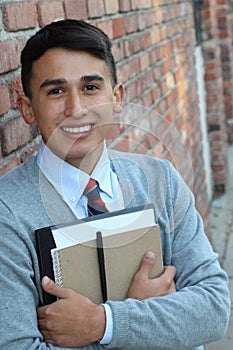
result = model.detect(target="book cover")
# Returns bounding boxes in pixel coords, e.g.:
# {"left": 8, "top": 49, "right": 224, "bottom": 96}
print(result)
{"left": 35, "top": 204, "right": 163, "bottom": 304}
{"left": 51, "top": 225, "right": 163, "bottom": 304}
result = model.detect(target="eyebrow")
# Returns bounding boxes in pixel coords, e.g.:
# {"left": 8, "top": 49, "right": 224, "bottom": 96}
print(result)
{"left": 80, "top": 74, "right": 104, "bottom": 83}
{"left": 40, "top": 78, "right": 67, "bottom": 89}
{"left": 40, "top": 74, "right": 105, "bottom": 90}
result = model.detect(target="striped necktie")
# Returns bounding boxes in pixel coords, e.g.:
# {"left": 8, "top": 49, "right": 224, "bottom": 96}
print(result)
{"left": 84, "top": 178, "right": 108, "bottom": 216}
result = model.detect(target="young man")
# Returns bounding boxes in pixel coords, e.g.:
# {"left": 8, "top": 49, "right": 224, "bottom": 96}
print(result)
{"left": 0, "top": 19, "right": 230, "bottom": 350}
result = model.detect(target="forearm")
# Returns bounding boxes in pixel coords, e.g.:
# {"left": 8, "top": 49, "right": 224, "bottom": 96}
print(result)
{"left": 0, "top": 205, "right": 102, "bottom": 350}
{"left": 104, "top": 226, "right": 230, "bottom": 350}
{"left": 106, "top": 277, "right": 230, "bottom": 350}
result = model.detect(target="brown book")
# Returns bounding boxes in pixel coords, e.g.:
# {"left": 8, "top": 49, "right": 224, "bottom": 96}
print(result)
{"left": 51, "top": 225, "right": 163, "bottom": 304}
{"left": 36, "top": 204, "right": 163, "bottom": 304}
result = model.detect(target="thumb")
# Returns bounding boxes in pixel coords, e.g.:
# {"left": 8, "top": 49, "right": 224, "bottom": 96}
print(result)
{"left": 41, "top": 276, "right": 67, "bottom": 299}
{"left": 137, "top": 251, "right": 155, "bottom": 277}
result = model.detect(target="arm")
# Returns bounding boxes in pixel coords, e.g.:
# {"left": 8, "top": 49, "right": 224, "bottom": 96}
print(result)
{"left": 37, "top": 251, "right": 176, "bottom": 347}
{"left": 104, "top": 163, "right": 230, "bottom": 350}
{"left": 107, "top": 211, "right": 230, "bottom": 349}
{"left": 0, "top": 201, "right": 100, "bottom": 350}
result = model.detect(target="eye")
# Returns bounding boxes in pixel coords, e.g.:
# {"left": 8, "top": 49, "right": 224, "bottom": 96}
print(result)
{"left": 83, "top": 84, "right": 99, "bottom": 92}
{"left": 48, "top": 88, "right": 63, "bottom": 95}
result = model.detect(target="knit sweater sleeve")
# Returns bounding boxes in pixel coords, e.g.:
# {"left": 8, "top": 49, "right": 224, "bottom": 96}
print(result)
{"left": 103, "top": 160, "right": 230, "bottom": 350}
{"left": 0, "top": 197, "right": 101, "bottom": 350}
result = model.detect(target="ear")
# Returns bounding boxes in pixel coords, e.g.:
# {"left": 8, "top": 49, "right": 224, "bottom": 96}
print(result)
{"left": 113, "top": 83, "right": 125, "bottom": 113}
{"left": 18, "top": 95, "right": 35, "bottom": 125}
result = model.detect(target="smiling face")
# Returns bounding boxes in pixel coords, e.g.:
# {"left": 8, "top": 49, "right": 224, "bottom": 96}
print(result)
{"left": 20, "top": 48, "right": 124, "bottom": 171}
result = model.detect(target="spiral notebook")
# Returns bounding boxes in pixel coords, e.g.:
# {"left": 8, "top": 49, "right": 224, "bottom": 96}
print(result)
{"left": 36, "top": 204, "right": 163, "bottom": 304}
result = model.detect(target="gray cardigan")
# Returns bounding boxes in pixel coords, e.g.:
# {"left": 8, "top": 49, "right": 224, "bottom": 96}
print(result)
{"left": 0, "top": 149, "right": 230, "bottom": 350}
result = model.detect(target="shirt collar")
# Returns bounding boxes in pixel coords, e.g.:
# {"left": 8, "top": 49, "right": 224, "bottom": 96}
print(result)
{"left": 36, "top": 141, "right": 114, "bottom": 205}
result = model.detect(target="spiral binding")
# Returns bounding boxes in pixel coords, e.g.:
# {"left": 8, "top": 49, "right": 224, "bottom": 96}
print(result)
{"left": 51, "top": 249, "right": 63, "bottom": 287}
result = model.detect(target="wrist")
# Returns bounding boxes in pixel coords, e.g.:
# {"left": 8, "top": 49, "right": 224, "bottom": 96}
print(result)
{"left": 92, "top": 304, "right": 106, "bottom": 342}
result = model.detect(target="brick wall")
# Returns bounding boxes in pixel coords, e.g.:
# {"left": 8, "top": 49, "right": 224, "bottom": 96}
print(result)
{"left": 201, "top": 0, "right": 232, "bottom": 193}
{"left": 0, "top": 0, "right": 214, "bottom": 228}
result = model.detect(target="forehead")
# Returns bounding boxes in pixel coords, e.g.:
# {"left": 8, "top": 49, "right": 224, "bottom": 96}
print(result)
{"left": 31, "top": 48, "right": 109, "bottom": 81}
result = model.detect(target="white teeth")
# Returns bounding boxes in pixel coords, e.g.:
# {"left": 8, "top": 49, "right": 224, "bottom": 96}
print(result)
{"left": 63, "top": 124, "right": 92, "bottom": 133}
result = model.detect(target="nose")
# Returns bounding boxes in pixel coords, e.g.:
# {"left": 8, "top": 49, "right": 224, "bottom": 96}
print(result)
{"left": 64, "top": 92, "right": 88, "bottom": 117}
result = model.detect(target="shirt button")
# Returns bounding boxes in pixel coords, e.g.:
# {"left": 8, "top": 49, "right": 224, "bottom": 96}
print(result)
{"left": 70, "top": 195, "right": 76, "bottom": 202}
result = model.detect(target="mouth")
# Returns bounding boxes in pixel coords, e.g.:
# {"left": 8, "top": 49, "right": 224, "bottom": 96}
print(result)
{"left": 62, "top": 124, "right": 94, "bottom": 134}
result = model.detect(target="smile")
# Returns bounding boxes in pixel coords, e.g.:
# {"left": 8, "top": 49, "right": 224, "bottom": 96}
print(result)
{"left": 62, "top": 124, "right": 94, "bottom": 133}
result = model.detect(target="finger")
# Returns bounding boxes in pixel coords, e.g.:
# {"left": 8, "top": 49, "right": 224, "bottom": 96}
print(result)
{"left": 137, "top": 251, "right": 155, "bottom": 277}
{"left": 38, "top": 317, "right": 50, "bottom": 330}
{"left": 161, "top": 266, "right": 176, "bottom": 284}
{"left": 41, "top": 276, "right": 67, "bottom": 299}
{"left": 40, "top": 330, "right": 55, "bottom": 345}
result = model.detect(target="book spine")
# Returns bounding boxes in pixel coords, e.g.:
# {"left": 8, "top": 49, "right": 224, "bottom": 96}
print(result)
{"left": 51, "top": 250, "right": 63, "bottom": 287}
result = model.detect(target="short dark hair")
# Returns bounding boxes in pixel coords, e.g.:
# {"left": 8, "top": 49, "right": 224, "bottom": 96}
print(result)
{"left": 21, "top": 19, "right": 117, "bottom": 97}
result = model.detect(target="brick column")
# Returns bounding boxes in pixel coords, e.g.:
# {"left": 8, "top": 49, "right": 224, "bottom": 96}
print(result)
{"left": 216, "top": 0, "right": 233, "bottom": 143}
{"left": 201, "top": 0, "right": 228, "bottom": 194}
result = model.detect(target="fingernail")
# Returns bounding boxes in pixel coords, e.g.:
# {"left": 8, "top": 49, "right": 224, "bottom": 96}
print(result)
{"left": 43, "top": 276, "right": 50, "bottom": 285}
{"left": 145, "top": 251, "right": 155, "bottom": 259}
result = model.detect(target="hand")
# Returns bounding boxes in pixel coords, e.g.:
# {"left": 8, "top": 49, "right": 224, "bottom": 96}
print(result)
{"left": 127, "top": 251, "right": 176, "bottom": 300}
{"left": 37, "top": 276, "right": 106, "bottom": 347}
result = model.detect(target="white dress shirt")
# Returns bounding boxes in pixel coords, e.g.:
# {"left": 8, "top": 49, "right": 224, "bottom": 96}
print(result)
{"left": 36, "top": 140, "right": 124, "bottom": 344}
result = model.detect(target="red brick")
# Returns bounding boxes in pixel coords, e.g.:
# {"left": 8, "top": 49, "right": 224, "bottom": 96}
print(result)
{"left": 106, "top": 122, "right": 121, "bottom": 141}
{"left": 204, "top": 72, "right": 219, "bottom": 81}
{"left": 1, "top": 117, "right": 33, "bottom": 155}
{"left": 64, "top": 0, "right": 88, "bottom": 20}
{"left": 113, "top": 18, "right": 126, "bottom": 38}
{"left": 4, "top": 2, "right": 38, "bottom": 32}
{"left": 0, "top": 158, "right": 21, "bottom": 177}
{"left": 124, "top": 40, "right": 141, "bottom": 59}
{"left": 127, "top": 82, "right": 137, "bottom": 101}
{"left": 20, "top": 144, "right": 40, "bottom": 163}
{"left": 151, "top": 85, "right": 160, "bottom": 101}
{"left": 38, "top": 0, "right": 64, "bottom": 27}
{"left": 0, "top": 40, "right": 21, "bottom": 73}
{"left": 131, "top": 0, "right": 152, "bottom": 10}
{"left": 205, "top": 61, "right": 219, "bottom": 70}
{"left": 112, "top": 41, "right": 124, "bottom": 62}
{"left": 138, "top": 13, "right": 148, "bottom": 31}
{"left": 129, "top": 58, "right": 140, "bottom": 78}
{"left": 9, "top": 77, "right": 24, "bottom": 109}
{"left": 124, "top": 15, "right": 138, "bottom": 34}
{"left": 96, "top": 20, "right": 113, "bottom": 39}
{"left": 150, "top": 27, "right": 160, "bottom": 45}
{"left": 87, "top": 0, "right": 105, "bottom": 18}
{"left": 0, "top": 84, "right": 11, "bottom": 115}
{"left": 142, "top": 91, "right": 153, "bottom": 107}
{"left": 147, "top": 11, "right": 156, "bottom": 27}
{"left": 142, "top": 32, "right": 152, "bottom": 49}
{"left": 111, "top": 136, "right": 130, "bottom": 153}
{"left": 217, "top": 0, "right": 228, "bottom": 4}
{"left": 117, "top": 64, "right": 130, "bottom": 83}
{"left": 119, "top": 0, "right": 131, "bottom": 12}
{"left": 140, "top": 53, "right": 150, "bottom": 71}
{"left": 127, "top": 36, "right": 142, "bottom": 54}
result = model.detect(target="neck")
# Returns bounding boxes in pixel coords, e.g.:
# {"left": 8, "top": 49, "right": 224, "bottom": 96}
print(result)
{"left": 65, "top": 142, "right": 104, "bottom": 174}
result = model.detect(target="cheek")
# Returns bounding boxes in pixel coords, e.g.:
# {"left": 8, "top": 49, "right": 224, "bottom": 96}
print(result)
{"left": 94, "top": 102, "right": 114, "bottom": 121}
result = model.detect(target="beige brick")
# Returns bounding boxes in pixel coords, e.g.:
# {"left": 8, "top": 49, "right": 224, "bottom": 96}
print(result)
{"left": 104, "top": 0, "right": 119, "bottom": 14}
